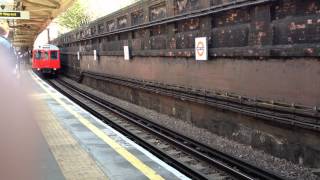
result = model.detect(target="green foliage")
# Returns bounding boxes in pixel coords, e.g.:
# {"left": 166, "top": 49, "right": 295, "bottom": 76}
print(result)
{"left": 57, "top": 0, "right": 91, "bottom": 30}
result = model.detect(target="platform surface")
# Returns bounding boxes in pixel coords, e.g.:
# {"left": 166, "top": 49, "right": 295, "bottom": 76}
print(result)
{"left": 28, "top": 72, "right": 190, "bottom": 180}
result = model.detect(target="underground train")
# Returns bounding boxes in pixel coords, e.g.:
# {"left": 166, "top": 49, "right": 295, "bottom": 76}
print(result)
{"left": 32, "top": 44, "right": 61, "bottom": 75}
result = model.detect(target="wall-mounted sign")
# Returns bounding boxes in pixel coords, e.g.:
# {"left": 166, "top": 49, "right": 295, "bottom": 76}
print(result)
{"left": 0, "top": 11, "right": 30, "bottom": 19}
{"left": 93, "top": 50, "right": 97, "bottom": 61}
{"left": 77, "top": 51, "right": 80, "bottom": 60}
{"left": 195, "top": 37, "right": 208, "bottom": 61}
{"left": 124, "top": 46, "right": 130, "bottom": 60}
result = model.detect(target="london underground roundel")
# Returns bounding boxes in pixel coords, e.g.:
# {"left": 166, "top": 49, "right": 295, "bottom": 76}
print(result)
{"left": 195, "top": 37, "right": 208, "bottom": 61}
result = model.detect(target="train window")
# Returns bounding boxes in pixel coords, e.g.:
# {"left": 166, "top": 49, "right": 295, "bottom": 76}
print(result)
{"left": 51, "top": 51, "right": 58, "bottom": 60}
{"left": 43, "top": 51, "right": 49, "bottom": 60}
{"left": 35, "top": 51, "right": 42, "bottom": 59}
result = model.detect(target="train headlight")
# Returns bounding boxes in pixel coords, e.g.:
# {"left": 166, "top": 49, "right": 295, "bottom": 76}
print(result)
{"left": 53, "top": 68, "right": 57, "bottom": 71}
{"left": 37, "top": 68, "right": 40, "bottom": 71}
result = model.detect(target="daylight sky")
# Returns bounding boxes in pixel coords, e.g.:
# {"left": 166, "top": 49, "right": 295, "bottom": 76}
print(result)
{"left": 81, "top": 0, "right": 138, "bottom": 19}
{"left": 0, "top": 0, "right": 12, "bottom": 3}
{"left": 34, "top": 0, "right": 139, "bottom": 47}
{"left": 1, "top": 0, "right": 137, "bottom": 16}
{"left": 0, "top": 0, "right": 13, "bottom": 9}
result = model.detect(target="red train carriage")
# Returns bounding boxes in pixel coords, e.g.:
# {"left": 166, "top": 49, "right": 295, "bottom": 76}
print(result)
{"left": 32, "top": 44, "right": 61, "bottom": 74}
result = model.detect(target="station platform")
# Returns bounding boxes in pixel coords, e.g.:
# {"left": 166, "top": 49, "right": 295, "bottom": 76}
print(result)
{"left": 6, "top": 71, "right": 190, "bottom": 180}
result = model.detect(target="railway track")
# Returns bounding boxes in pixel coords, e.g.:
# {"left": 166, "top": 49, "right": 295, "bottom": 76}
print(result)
{"left": 79, "top": 71, "right": 320, "bottom": 132}
{"left": 47, "top": 77, "right": 285, "bottom": 180}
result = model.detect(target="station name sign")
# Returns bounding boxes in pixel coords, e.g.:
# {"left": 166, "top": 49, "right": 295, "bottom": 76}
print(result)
{"left": 0, "top": 11, "right": 30, "bottom": 19}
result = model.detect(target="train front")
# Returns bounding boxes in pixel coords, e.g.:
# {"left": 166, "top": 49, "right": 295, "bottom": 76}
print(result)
{"left": 32, "top": 44, "right": 61, "bottom": 75}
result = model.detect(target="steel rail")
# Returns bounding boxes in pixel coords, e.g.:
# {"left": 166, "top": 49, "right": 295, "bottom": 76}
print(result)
{"left": 49, "top": 78, "right": 285, "bottom": 180}
{"left": 82, "top": 71, "right": 318, "bottom": 118}
{"left": 48, "top": 79, "right": 209, "bottom": 179}
{"left": 81, "top": 71, "right": 320, "bottom": 132}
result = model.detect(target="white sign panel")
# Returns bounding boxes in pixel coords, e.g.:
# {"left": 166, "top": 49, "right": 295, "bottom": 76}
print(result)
{"left": 195, "top": 37, "right": 208, "bottom": 61}
{"left": 77, "top": 51, "right": 80, "bottom": 60}
{"left": 0, "top": 11, "right": 30, "bottom": 19}
{"left": 124, "top": 46, "right": 130, "bottom": 60}
{"left": 93, "top": 50, "right": 97, "bottom": 61}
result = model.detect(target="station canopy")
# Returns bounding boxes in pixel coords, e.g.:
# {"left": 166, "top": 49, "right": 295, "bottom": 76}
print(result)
{"left": 10, "top": 0, "right": 75, "bottom": 48}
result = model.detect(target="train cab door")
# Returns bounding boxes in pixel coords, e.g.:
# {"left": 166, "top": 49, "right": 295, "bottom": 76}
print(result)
{"left": 42, "top": 50, "right": 50, "bottom": 68}
{"left": 49, "top": 50, "right": 60, "bottom": 69}
{"left": 32, "top": 50, "right": 42, "bottom": 69}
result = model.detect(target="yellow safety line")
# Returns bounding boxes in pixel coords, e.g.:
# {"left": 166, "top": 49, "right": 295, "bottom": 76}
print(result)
{"left": 30, "top": 73, "right": 165, "bottom": 180}
{"left": 36, "top": 102, "right": 108, "bottom": 179}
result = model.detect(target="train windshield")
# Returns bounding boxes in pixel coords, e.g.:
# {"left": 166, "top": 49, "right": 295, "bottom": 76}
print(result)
{"left": 43, "top": 51, "right": 49, "bottom": 60}
{"left": 51, "top": 51, "right": 58, "bottom": 60}
{"left": 35, "top": 51, "right": 42, "bottom": 60}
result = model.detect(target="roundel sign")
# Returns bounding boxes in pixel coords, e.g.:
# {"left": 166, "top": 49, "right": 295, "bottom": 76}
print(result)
{"left": 195, "top": 37, "right": 208, "bottom": 61}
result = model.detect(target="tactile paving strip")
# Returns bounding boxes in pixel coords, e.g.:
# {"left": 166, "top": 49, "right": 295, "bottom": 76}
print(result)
{"left": 36, "top": 101, "right": 108, "bottom": 180}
